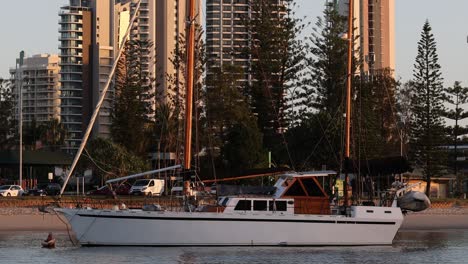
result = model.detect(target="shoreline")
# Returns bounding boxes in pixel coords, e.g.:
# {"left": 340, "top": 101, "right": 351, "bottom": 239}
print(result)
{"left": 1, "top": 207, "right": 468, "bottom": 232}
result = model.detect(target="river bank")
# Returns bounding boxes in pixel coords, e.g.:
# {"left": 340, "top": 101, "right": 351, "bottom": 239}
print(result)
{"left": 1, "top": 207, "right": 468, "bottom": 232}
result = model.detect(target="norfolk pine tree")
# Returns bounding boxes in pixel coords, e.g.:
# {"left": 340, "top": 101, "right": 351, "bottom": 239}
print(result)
{"left": 205, "top": 64, "right": 265, "bottom": 176}
{"left": 111, "top": 40, "right": 155, "bottom": 157}
{"left": 288, "top": 2, "right": 348, "bottom": 170}
{"left": 0, "top": 79, "right": 15, "bottom": 148}
{"left": 245, "top": 0, "right": 306, "bottom": 158}
{"left": 409, "top": 21, "right": 447, "bottom": 196}
{"left": 444, "top": 81, "right": 468, "bottom": 195}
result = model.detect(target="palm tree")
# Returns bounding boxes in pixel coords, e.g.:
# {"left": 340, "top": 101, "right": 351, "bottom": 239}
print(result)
{"left": 40, "top": 119, "right": 67, "bottom": 151}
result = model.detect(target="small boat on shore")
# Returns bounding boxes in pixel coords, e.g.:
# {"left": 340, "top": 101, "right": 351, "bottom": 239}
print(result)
{"left": 41, "top": 239, "right": 55, "bottom": 248}
{"left": 41, "top": 232, "right": 55, "bottom": 248}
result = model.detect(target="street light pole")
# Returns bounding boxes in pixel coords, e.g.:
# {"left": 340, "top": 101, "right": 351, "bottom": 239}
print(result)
{"left": 17, "top": 51, "right": 24, "bottom": 188}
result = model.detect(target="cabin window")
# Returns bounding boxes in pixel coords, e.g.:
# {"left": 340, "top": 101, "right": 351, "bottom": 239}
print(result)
{"left": 253, "top": 200, "right": 267, "bottom": 211}
{"left": 301, "top": 178, "right": 324, "bottom": 196}
{"left": 284, "top": 181, "right": 306, "bottom": 196}
{"left": 366, "top": 210, "right": 374, "bottom": 213}
{"left": 149, "top": 181, "right": 155, "bottom": 187}
{"left": 269, "top": 201, "right": 287, "bottom": 212}
{"left": 234, "top": 200, "right": 251, "bottom": 211}
{"left": 385, "top": 211, "right": 392, "bottom": 214}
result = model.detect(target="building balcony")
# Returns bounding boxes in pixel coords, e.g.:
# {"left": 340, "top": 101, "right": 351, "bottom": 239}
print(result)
{"left": 139, "top": 12, "right": 149, "bottom": 19}
{"left": 60, "top": 70, "right": 82, "bottom": 75}
{"left": 59, "top": 78, "right": 82, "bottom": 83}
{"left": 59, "top": 35, "right": 82, "bottom": 41}
{"left": 59, "top": 26, "right": 83, "bottom": 33}
{"left": 59, "top": 43, "right": 83, "bottom": 49}
{"left": 59, "top": 10, "right": 83, "bottom": 16}
{"left": 59, "top": 18, "right": 83, "bottom": 24}
{"left": 61, "top": 53, "right": 83, "bottom": 58}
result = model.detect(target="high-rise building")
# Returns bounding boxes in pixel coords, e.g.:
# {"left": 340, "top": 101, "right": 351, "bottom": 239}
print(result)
{"left": 91, "top": 0, "right": 132, "bottom": 139}
{"left": 129, "top": 0, "right": 156, "bottom": 87}
{"left": 337, "top": 0, "right": 395, "bottom": 74}
{"left": 9, "top": 54, "right": 61, "bottom": 124}
{"left": 59, "top": 0, "right": 201, "bottom": 153}
{"left": 59, "top": 0, "right": 131, "bottom": 153}
{"left": 205, "top": 0, "right": 287, "bottom": 87}
{"left": 206, "top": 0, "right": 250, "bottom": 86}
{"left": 59, "top": 0, "right": 93, "bottom": 152}
{"left": 155, "top": 0, "right": 202, "bottom": 100}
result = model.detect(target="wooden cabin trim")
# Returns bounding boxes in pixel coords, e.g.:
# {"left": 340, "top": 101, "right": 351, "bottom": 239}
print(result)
{"left": 312, "top": 176, "right": 329, "bottom": 198}
{"left": 297, "top": 178, "right": 309, "bottom": 196}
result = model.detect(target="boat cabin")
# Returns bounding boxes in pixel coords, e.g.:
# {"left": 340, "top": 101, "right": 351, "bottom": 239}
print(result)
{"left": 211, "top": 171, "right": 336, "bottom": 215}
{"left": 272, "top": 171, "right": 335, "bottom": 214}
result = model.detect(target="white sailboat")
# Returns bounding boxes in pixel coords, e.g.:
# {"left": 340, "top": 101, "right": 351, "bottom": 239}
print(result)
{"left": 58, "top": 171, "right": 407, "bottom": 246}
{"left": 57, "top": 0, "right": 429, "bottom": 246}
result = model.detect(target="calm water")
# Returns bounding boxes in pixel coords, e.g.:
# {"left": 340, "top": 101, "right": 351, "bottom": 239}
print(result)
{"left": 0, "top": 231, "right": 467, "bottom": 264}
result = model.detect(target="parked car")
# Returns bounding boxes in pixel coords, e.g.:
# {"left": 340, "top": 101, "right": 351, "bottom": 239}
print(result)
{"left": 87, "top": 183, "right": 131, "bottom": 196}
{"left": 0, "top": 185, "right": 25, "bottom": 197}
{"left": 171, "top": 182, "right": 208, "bottom": 197}
{"left": 129, "top": 179, "right": 165, "bottom": 196}
{"left": 27, "top": 183, "right": 61, "bottom": 196}
{"left": 170, "top": 186, "right": 183, "bottom": 197}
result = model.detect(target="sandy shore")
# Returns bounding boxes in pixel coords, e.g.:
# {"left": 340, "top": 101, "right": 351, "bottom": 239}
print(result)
{"left": 0, "top": 208, "right": 68, "bottom": 231}
{"left": 401, "top": 207, "right": 468, "bottom": 230}
{"left": 1, "top": 207, "right": 468, "bottom": 232}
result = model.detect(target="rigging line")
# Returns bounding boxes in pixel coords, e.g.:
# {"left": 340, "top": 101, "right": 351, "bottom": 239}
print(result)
{"left": 206, "top": 121, "right": 218, "bottom": 185}
{"left": 381, "top": 70, "right": 405, "bottom": 156}
{"left": 358, "top": 79, "right": 371, "bottom": 179}
{"left": 298, "top": 123, "right": 329, "bottom": 169}
{"left": 54, "top": 210, "right": 77, "bottom": 246}
{"left": 299, "top": 103, "right": 344, "bottom": 169}
{"left": 299, "top": 69, "right": 349, "bottom": 170}
{"left": 82, "top": 148, "right": 119, "bottom": 179}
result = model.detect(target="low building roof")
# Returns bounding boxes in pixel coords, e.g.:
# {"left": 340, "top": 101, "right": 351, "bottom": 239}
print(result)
{"left": 0, "top": 150, "right": 72, "bottom": 166}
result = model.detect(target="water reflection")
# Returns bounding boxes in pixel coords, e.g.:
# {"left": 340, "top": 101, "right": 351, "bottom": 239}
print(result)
{"left": 0, "top": 230, "right": 466, "bottom": 264}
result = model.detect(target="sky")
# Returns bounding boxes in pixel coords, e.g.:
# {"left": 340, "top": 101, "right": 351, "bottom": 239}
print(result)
{"left": 1, "top": 0, "right": 468, "bottom": 87}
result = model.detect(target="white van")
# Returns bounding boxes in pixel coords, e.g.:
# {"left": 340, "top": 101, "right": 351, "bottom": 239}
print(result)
{"left": 129, "top": 179, "right": 165, "bottom": 196}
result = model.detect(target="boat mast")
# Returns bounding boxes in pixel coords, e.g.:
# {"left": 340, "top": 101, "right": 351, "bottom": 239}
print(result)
{"left": 184, "top": 0, "right": 196, "bottom": 171}
{"left": 183, "top": 0, "right": 196, "bottom": 196}
{"left": 344, "top": 0, "right": 354, "bottom": 207}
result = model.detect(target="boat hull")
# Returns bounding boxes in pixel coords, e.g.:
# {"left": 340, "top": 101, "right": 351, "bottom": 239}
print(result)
{"left": 57, "top": 206, "right": 403, "bottom": 246}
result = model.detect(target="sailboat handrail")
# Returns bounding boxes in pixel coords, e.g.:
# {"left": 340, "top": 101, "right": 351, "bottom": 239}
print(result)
{"left": 105, "top": 165, "right": 182, "bottom": 184}
{"left": 59, "top": 0, "right": 143, "bottom": 196}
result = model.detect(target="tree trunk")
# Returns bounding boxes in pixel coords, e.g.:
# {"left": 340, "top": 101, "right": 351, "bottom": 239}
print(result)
{"left": 425, "top": 175, "right": 431, "bottom": 197}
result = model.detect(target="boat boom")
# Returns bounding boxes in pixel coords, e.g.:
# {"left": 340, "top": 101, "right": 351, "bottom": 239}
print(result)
{"left": 105, "top": 165, "right": 182, "bottom": 184}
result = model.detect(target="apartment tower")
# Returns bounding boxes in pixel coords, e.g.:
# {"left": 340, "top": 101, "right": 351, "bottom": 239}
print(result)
{"left": 9, "top": 54, "right": 61, "bottom": 124}
{"left": 205, "top": 0, "right": 288, "bottom": 87}
{"left": 58, "top": 0, "right": 92, "bottom": 152}
{"left": 59, "top": 0, "right": 131, "bottom": 152}
{"left": 59, "top": 0, "right": 201, "bottom": 152}
{"left": 206, "top": 0, "right": 250, "bottom": 86}
{"left": 156, "top": 0, "right": 202, "bottom": 100}
{"left": 337, "top": 0, "right": 395, "bottom": 74}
